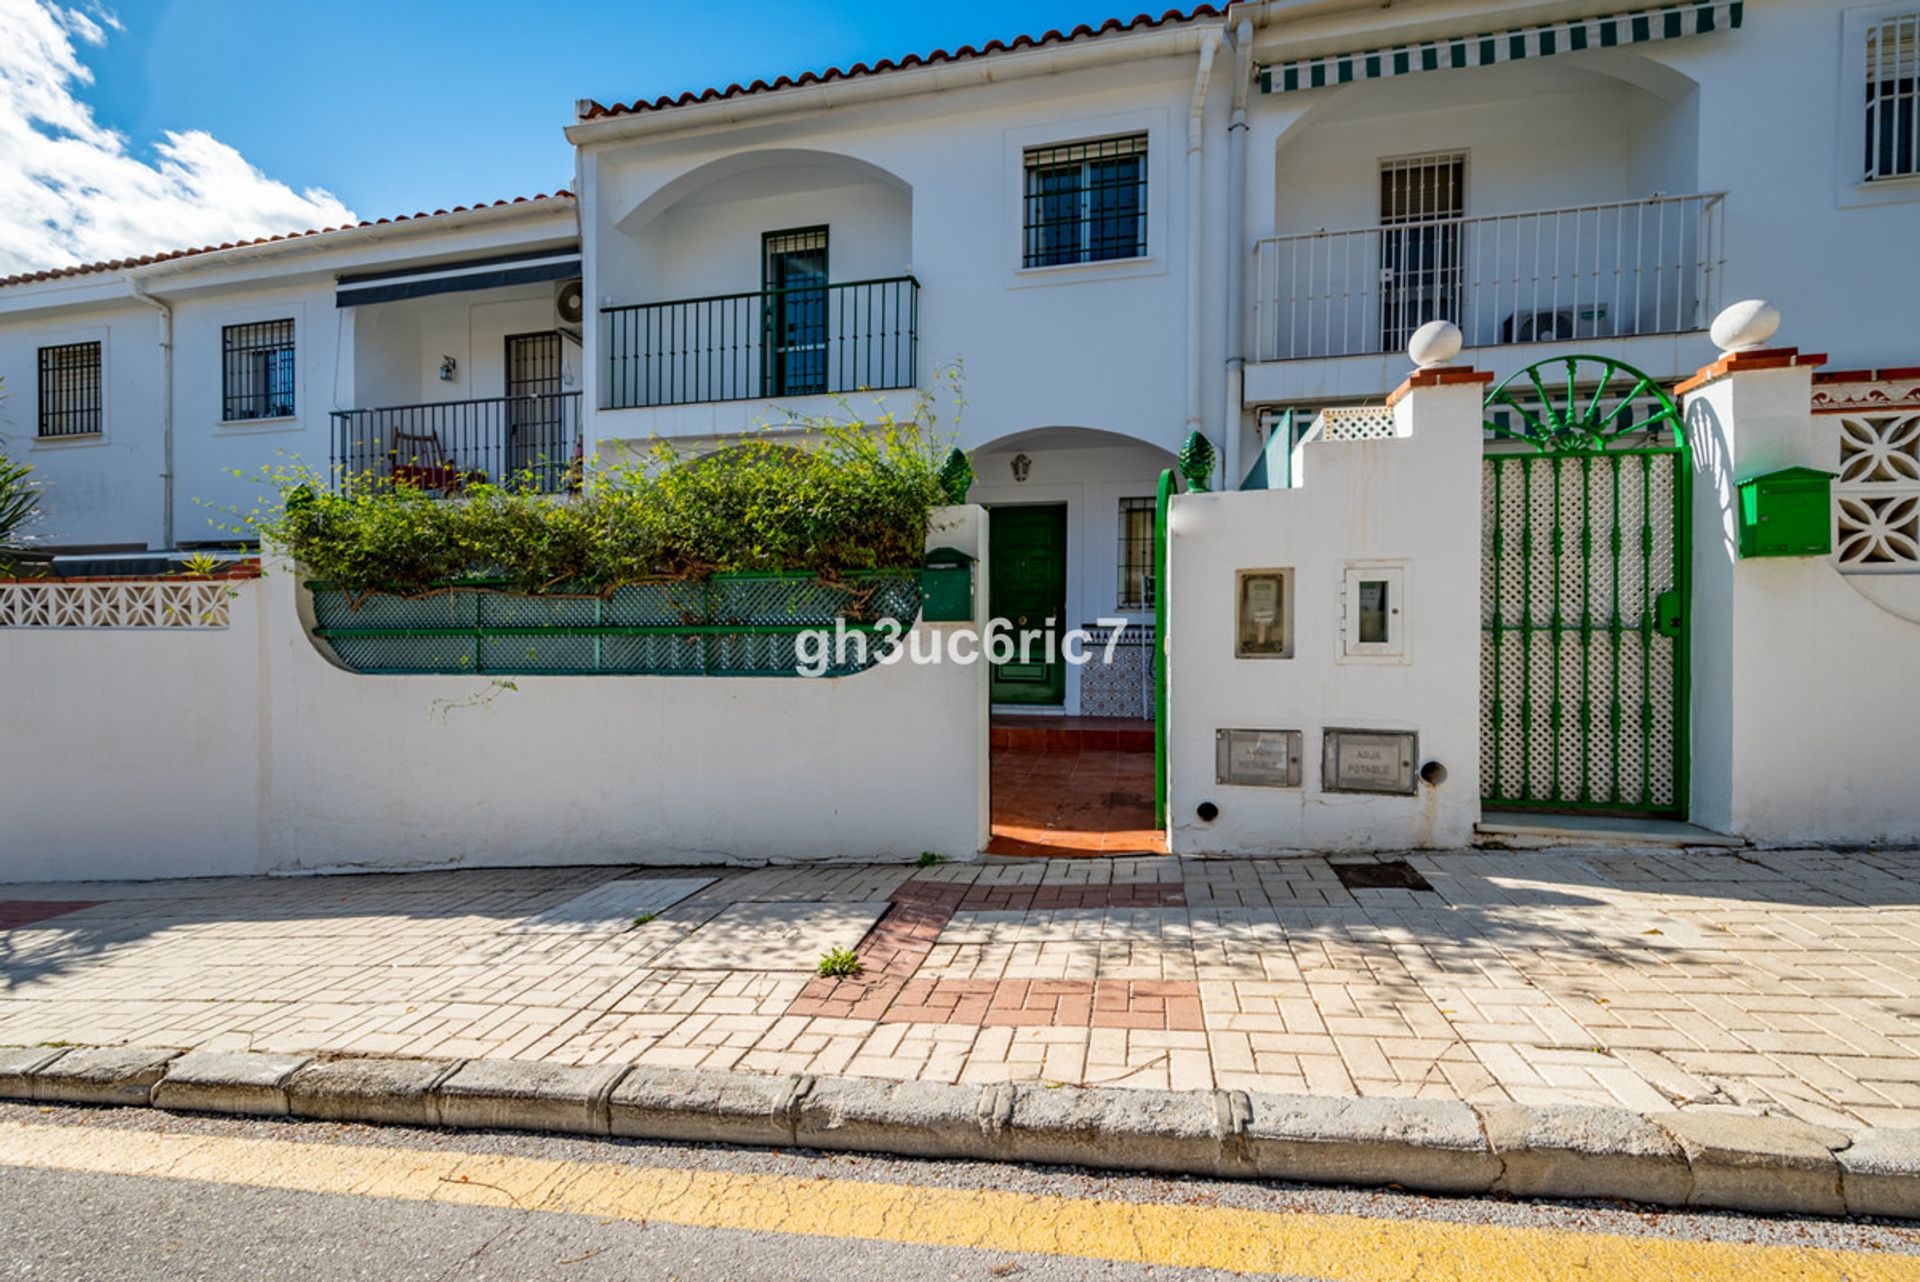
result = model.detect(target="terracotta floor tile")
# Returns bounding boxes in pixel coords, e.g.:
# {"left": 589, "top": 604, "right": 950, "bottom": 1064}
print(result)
{"left": 990, "top": 743, "right": 1167, "bottom": 858}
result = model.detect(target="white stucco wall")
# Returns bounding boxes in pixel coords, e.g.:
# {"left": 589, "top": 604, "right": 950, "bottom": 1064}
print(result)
{"left": 0, "top": 202, "right": 579, "bottom": 552}
{"left": 353, "top": 287, "right": 584, "bottom": 410}
{"left": 579, "top": 47, "right": 1228, "bottom": 464}
{"left": 0, "top": 508, "right": 990, "bottom": 882}
{"left": 1686, "top": 363, "right": 1920, "bottom": 845}
{"left": 1165, "top": 376, "right": 1485, "bottom": 852}
{"left": 1242, "top": 0, "right": 1920, "bottom": 410}
{"left": 0, "top": 302, "right": 166, "bottom": 549}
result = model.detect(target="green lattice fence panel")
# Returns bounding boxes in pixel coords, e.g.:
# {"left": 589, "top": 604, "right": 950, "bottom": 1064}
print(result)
{"left": 1479, "top": 356, "right": 1688, "bottom": 818}
{"left": 307, "top": 571, "right": 920, "bottom": 677}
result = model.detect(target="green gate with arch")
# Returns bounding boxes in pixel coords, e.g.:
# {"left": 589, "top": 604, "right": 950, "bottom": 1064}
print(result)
{"left": 1480, "top": 357, "right": 1689, "bottom": 817}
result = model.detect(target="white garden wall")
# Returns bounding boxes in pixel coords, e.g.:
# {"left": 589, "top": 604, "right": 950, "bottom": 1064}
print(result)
{"left": 1164, "top": 376, "right": 1485, "bottom": 853}
{"left": 0, "top": 509, "right": 989, "bottom": 883}
{"left": 1687, "top": 362, "right": 1920, "bottom": 845}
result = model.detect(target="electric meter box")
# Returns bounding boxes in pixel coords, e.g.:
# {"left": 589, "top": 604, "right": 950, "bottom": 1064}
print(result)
{"left": 921, "top": 547, "right": 976, "bottom": 622}
{"left": 1736, "top": 467, "right": 1834, "bottom": 559}
{"left": 1235, "top": 568, "right": 1294, "bottom": 658}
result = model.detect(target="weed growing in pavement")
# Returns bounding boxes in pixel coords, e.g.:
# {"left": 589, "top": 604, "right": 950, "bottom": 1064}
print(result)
{"left": 917, "top": 852, "right": 948, "bottom": 867}
{"left": 816, "top": 948, "right": 864, "bottom": 978}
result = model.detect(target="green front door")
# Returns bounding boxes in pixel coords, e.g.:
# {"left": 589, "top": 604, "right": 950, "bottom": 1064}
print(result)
{"left": 989, "top": 505, "right": 1068, "bottom": 705}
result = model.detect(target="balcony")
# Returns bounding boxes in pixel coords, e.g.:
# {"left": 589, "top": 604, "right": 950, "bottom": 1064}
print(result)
{"left": 1251, "top": 193, "right": 1724, "bottom": 363}
{"left": 329, "top": 392, "right": 582, "bottom": 494}
{"left": 601, "top": 276, "right": 919, "bottom": 410}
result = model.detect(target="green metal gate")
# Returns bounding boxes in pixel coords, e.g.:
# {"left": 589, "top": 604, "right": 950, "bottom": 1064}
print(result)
{"left": 1481, "top": 357, "right": 1689, "bottom": 817}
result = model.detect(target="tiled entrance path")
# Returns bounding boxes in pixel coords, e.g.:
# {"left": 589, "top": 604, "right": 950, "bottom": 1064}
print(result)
{"left": 6, "top": 848, "right": 1920, "bottom": 1130}
{"left": 988, "top": 716, "right": 1162, "bottom": 855}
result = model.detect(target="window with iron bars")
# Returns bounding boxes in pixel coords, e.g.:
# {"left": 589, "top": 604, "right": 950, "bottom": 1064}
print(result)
{"left": 1023, "top": 134, "right": 1147, "bottom": 269}
{"left": 1866, "top": 13, "right": 1919, "bottom": 181}
{"left": 1117, "top": 496, "right": 1156, "bottom": 611}
{"left": 37, "top": 340, "right": 101, "bottom": 438}
{"left": 221, "top": 319, "right": 296, "bottom": 421}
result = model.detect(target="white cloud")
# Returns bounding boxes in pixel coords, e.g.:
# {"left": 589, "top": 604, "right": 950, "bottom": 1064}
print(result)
{"left": 0, "top": 0, "right": 356, "bottom": 275}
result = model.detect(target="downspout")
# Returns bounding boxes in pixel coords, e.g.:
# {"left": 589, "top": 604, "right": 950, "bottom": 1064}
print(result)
{"left": 1185, "top": 28, "right": 1221, "bottom": 480}
{"left": 1223, "top": 18, "right": 1254, "bottom": 491}
{"left": 126, "top": 274, "right": 174, "bottom": 550}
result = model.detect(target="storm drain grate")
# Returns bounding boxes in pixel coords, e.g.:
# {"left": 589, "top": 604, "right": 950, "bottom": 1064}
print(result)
{"left": 1330, "top": 860, "right": 1434, "bottom": 892}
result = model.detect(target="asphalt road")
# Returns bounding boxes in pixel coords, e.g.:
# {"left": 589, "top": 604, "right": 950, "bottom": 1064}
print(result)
{"left": 0, "top": 1102, "right": 1915, "bottom": 1281}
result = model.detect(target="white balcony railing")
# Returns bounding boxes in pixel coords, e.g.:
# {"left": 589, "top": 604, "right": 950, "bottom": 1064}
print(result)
{"left": 1251, "top": 193, "right": 1724, "bottom": 363}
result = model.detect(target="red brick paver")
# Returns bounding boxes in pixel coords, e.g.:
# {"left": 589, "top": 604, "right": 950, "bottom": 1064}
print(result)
{"left": 0, "top": 901, "right": 100, "bottom": 930}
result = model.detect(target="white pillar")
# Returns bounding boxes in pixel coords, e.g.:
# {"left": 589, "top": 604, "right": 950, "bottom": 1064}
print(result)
{"left": 1678, "top": 302, "right": 1920, "bottom": 843}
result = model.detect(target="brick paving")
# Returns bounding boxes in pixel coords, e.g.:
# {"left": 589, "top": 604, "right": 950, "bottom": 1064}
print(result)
{"left": 5, "top": 849, "right": 1920, "bottom": 1128}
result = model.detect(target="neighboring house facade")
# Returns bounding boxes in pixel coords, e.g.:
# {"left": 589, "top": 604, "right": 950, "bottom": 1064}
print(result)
{"left": 2, "top": 0, "right": 1917, "bottom": 726}
{"left": 0, "top": 195, "right": 581, "bottom": 553}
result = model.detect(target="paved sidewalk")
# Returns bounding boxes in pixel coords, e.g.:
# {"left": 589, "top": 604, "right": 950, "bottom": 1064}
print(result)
{"left": 5, "top": 849, "right": 1920, "bottom": 1131}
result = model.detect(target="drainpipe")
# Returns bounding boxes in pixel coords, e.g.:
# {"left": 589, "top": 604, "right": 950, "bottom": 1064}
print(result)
{"left": 1223, "top": 18, "right": 1254, "bottom": 491}
{"left": 1185, "top": 29, "right": 1221, "bottom": 482}
{"left": 126, "top": 274, "right": 174, "bottom": 550}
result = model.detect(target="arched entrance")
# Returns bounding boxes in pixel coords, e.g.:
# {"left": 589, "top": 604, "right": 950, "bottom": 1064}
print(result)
{"left": 1480, "top": 357, "right": 1690, "bottom": 818}
{"left": 966, "top": 426, "right": 1176, "bottom": 855}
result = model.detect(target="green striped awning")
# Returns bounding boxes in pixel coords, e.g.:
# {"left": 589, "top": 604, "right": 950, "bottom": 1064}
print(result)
{"left": 1260, "top": 1, "right": 1742, "bottom": 94}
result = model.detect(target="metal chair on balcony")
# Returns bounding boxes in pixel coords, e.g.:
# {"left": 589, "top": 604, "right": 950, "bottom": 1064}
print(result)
{"left": 388, "top": 430, "right": 465, "bottom": 494}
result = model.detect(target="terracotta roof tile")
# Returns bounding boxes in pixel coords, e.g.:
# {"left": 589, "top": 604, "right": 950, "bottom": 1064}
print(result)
{"left": 578, "top": 6, "right": 1227, "bottom": 120}
{"left": 0, "top": 191, "right": 575, "bottom": 291}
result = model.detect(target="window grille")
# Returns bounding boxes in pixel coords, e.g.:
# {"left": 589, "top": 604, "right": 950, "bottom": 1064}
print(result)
{"left": 36, "top": 341, "right": 101, "bottom": 438}
{"left": 1379, "top": 152, "right": 1466, "bottom": 351}
{"left": 1117, "top": 496, "right": 1156, "bottom": 611}
{"left": 222, "top": 319, "right": 296, "bottom": 421}
{"left": 1866, "top": 13, "right": 1920, "bottom": 181}
{"left": 1023, "top": 134, "right": 1147, "bottom": 268}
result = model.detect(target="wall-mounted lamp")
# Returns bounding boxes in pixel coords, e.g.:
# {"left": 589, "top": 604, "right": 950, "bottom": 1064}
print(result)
{"left": 1010, "top": 453, "right": 1032, "bottom": 483}
{"left": 438, "top": 356, "right": 457, "bottom": 382}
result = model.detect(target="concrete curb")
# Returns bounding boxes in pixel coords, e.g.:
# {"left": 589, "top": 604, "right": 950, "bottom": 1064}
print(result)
{"left": 1, "top": 1045, "right": 1912, "bottom": 1220}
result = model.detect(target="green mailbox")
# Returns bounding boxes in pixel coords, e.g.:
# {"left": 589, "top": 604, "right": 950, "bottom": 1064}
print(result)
{"left": 920, "top": 546, "right": 976, "bottom": 622}
{"left": 1737, "top": 467, "right": 1835, "bottom": 559}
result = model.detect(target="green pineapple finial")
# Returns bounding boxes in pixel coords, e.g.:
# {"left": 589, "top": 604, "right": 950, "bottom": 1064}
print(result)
{"left": 938, "top": 447, "right": 975, "bottom": 505}
{"left": 1178, "top": 431, "right": 1215, "bottom": 493}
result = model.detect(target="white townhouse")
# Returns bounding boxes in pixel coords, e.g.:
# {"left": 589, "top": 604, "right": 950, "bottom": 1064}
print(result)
{"left": 0, "top": 194, "right": 583, "bottom": 554}
{"left": 2, "top": 0, "right": 1917, "bottom": 729}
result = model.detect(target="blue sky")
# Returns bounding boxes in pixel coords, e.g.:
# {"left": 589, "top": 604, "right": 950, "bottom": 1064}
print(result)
{"left": 81, "top": 0, "right": 1153, "bottom": 218}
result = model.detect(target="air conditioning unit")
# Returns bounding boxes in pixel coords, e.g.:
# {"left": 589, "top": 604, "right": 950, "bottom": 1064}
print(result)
{"left": 1503, "top": 304, "right": 1609, "bottom": 344}
{"left": 1503, "top": 308, "right": 1574, "bottom": 343}
{"left": 555, "top": 277, "right": 585, "bottom": 325}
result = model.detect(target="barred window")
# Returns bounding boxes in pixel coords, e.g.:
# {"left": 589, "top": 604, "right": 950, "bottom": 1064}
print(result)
{"left": 37, "top": 341, "right": 101, "bottom": 438}
{"left": 1023, "top": 134, "right": 1147, "bottom": 269}
{"left": 1117, "top": 496, "right": 1156, "bottom": 611}
{"left": 1866, "top": 13, "right": 1919, "bottom": 181}
{"left": 222, "top": 319, "right": 296, "bottom": 421}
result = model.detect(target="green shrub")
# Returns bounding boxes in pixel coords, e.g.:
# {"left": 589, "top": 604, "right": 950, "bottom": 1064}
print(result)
{"left": 232, "top": 385, "right": 960, "bottom": 597}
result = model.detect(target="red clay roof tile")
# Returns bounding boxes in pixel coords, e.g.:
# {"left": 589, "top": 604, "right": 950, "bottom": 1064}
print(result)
{"left": 0, "top": 191, "right": 575, "bottom": 291}
{"left": 578, "top": 6, "right": 1227, "bottom": 120}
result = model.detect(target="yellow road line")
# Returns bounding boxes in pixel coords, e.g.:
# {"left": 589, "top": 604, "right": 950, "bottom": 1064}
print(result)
{"left": 0, "top": 1119, "right": 1911, "bottom": 1281}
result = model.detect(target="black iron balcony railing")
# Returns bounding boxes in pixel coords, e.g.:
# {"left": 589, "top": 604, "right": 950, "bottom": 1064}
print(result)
{"left": 329, "top": 392, "right": 582, "bottom": 494}
{"left": 602, "top": 276, "right": 918, "bottom": 410}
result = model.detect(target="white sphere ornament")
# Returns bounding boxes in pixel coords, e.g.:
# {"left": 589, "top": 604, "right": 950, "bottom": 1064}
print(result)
{"left": 1408, "top": 319, "right": 1463, "bottom": 369}
{"left": 1710, "top": 299, "right": 1780, "bottom": 354}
